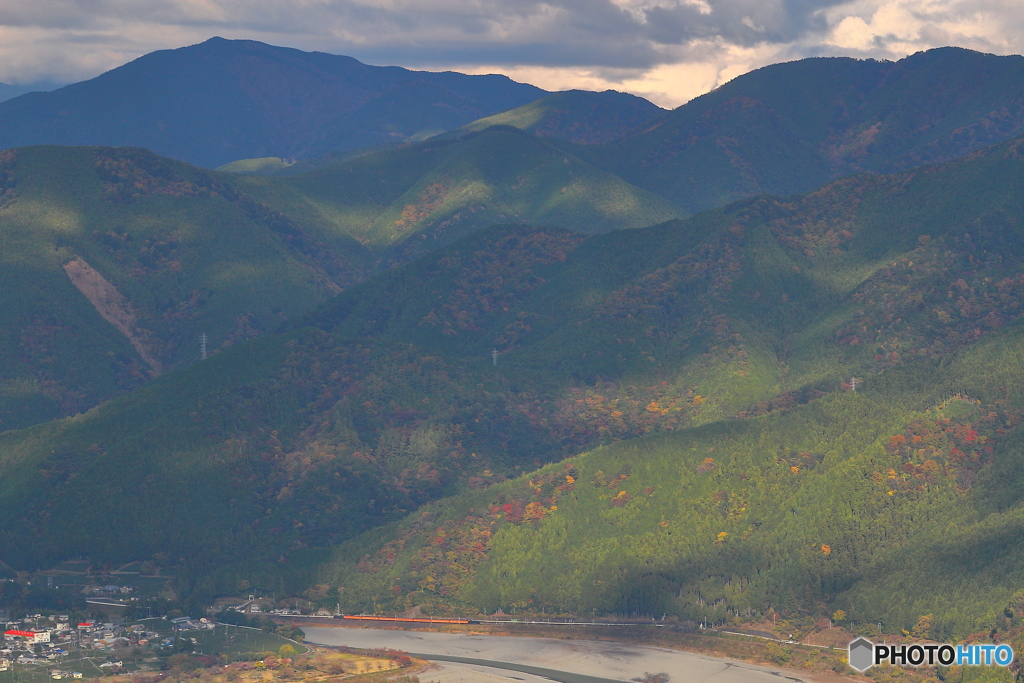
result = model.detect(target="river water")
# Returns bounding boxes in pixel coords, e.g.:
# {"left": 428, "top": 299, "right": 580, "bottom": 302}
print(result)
{"left": 303, "top": 626, "right": 816, "bottom": 683}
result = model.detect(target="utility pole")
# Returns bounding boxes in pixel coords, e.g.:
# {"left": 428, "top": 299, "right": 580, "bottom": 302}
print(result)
{"left": 491, "top": 349, "right": 498, "bottom": 366}
{"left": 200, "top": 333, "right": 208, "bottom": 360}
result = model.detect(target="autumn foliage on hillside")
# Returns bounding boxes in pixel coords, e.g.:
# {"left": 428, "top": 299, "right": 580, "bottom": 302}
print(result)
{"left": 419, "top": 229, "right": 584, "bottom": 337}
{"left": 0, "top": 149, "right": 16, "bottom": 209}
{"left": 879, "top": 397, "right": 1019, "bottom": 491}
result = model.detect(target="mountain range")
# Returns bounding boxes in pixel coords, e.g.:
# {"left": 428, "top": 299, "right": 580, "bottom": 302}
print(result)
{"left": 4, "top": 130, "right": 1024, "bottom": 637}
{"left": 0, "top": 81, "right": 58, "bottom": 103}
{"left": 223, "top": 44, "right": 1024, "bottom": 219}
{"left": 230, "top": 126, "right": 677, "bottom": 258}
{"left": 0, "top": 129, "right": 674, "bottom": 432}
{"left": 577, "top": 47, "right": 1024, "bottom": 214}
{"left": 0, "top": 82, "right": 23, "bottom": 103}
{"left": 0, "top": 38, "right": 545, "bottom": 168}
{"left": 4, "top": 38, "right": 1024, "bottom": 645}
{"left": 0, "top": 145, "right": 377, "bottom": 432}
{"left": 314, "top": 133, "right": 1024, "bottom": 636}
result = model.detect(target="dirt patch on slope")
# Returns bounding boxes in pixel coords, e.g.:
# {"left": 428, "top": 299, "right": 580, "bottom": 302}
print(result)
{"left": 63, "top": 258, "right": 163, "bottom": 376}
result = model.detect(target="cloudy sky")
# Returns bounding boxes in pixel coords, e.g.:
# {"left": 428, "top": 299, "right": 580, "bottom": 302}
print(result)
{"left": 0, "top": 0, "right": 1022, "bottom": 107}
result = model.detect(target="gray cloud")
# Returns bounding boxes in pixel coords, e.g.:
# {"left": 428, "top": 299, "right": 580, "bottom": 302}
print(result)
{"left": 0, "top": 0, "right": 837, "bottom": 72}
{"left": 643, "top": 0, "right": 847, "bottom": 46}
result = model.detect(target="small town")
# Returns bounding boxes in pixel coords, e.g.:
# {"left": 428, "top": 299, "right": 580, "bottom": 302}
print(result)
{"left": 1, "top": 611, "right": 228, "bottom": 679}
{"left": 0, "top": 568, "right": 424, "bottom": 683}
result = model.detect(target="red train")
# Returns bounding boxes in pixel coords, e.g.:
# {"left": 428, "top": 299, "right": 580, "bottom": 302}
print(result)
{"left": 339, "top": 615, "right": 478, "bottom": 624}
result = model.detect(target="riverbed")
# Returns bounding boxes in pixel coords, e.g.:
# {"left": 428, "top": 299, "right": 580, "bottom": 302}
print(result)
{"left": 303, "top": 625, "right": 820, "bottom": 683}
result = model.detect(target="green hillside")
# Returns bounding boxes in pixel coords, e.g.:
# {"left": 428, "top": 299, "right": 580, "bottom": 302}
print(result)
{"left": 455, "top": 90, "right": 665, "bottom": 144}
{"left": 212, "top": 89, "right": 664, "bottom": 176}
{"left": 0, "top": 145, "right": 373, "bottom": 432}
{"left": 0, "top": 131, "right": 674, "bottom": 434}
{"left": 0, "top": 226, "right": 607, "bottom": 596}
{"left": 231, "top": 126, "right": 677, "bottom": 257}
{"left": 216, "top": 157, "right": 296, "bottom": 174}
{"left": 307, "top": 133, "right": 1024, "bottom": 637}
{"left": 322, "top": 377, "right": 1024, "bottom": 640}
{"left": 5, "top": 132, "right": 1024, "bottom": 637}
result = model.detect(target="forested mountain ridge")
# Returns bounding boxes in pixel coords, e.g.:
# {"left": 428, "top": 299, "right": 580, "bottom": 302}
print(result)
{"left": 0, "top": 38, "right": 546, "bottom": 168}
{"left": 0, "top": 145, "right": 374, "bottom": 432}
{"left": 572, "top": 47, "right": 1024, "bottom": 214}
{"left": 220, "top": 46, "right": 1024, "bottom": 224}
{"left": 0, "top": 225, "right": 605, "bottom": 584}
{"left": 218, "top": 89, "right": 668, "bottom": 175}
{"left": 308, "top": 132, "right": 1024, "bottom": 637}
{"left": 0, "top": 82, "right": 26, "bottom": 103}
{"left": 229, "top": 125, "right": 677, "bottom": 261}
{"left": 453, "top": 90, "right": 666, "bottom": 145}
{"left": 12, "top": 45, "right": 1024, "bottom": 435}
{"left": 5, "top": 37, "right": 1021, "bottom": 221}
{"left": 0, "top": 128, "right": 674, "bottom": 436}
{"left": 5, "top": 131, "right": 1024, "bottom": 635}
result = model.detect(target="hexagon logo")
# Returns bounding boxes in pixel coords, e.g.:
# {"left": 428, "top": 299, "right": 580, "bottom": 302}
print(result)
{"left": 848, "top": 637, "right": 874, "bottom": 671}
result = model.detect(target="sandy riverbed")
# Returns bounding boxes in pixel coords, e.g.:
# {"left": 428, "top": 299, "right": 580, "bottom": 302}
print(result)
{"left": 303, "top": 626, "right": 826, "bottom": 683}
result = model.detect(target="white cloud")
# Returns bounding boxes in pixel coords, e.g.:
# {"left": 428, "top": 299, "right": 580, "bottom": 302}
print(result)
{"left": 816, "top": 0, "right": 1024, "bottom": 55}
{"left": 0, "top": 0, "right": 1023, "bottom": 108}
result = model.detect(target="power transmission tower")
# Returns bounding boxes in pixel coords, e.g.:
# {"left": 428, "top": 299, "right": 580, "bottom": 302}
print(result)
{"left": 200, "top": 333, "right": 208, "bottom": 360}
{"left": 492, "top": 348, "right": 498, "bottom": 366}
{"left": 850, "top": 377, "right": 858, "bottom": 392}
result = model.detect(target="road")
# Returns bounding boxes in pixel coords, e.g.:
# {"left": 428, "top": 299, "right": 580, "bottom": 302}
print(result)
{"left": 303, "top": 626, "right": 820, "bottom": 683}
